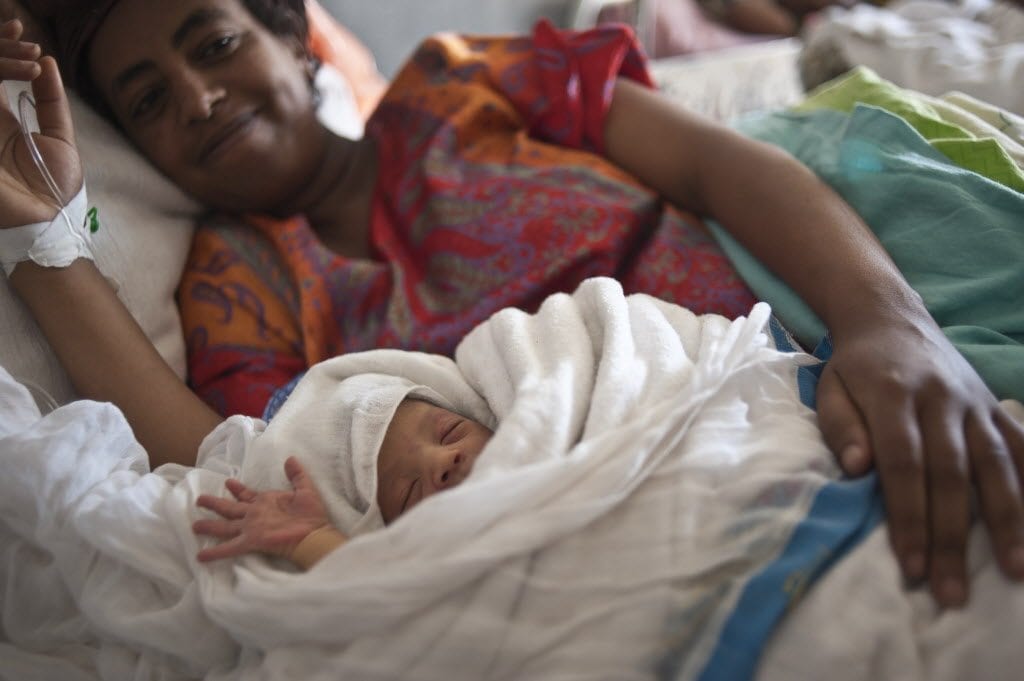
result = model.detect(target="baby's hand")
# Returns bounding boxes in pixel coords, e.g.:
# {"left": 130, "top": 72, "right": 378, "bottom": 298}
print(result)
{"left": 193, "top": 456, "right": 336, "bottom": 564}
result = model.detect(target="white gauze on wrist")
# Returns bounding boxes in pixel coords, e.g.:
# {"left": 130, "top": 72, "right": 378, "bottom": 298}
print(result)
{"left": 0, "top": 185, "right": 93, "bottom": 276}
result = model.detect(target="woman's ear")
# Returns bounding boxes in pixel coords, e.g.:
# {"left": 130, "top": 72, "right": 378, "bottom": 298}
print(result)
{"left": 281, "top": 30, "right": 315, "bottom": 77}
{"left": 286, "top": 31, "right": 307, "bottom": 59}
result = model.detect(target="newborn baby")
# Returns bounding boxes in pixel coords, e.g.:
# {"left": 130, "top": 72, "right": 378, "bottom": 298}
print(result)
{"left": 192, "top": 373, "right": 493, "bottom": 569}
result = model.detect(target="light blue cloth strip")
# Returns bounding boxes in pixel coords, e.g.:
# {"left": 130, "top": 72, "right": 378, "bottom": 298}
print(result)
{"left": 710, "top": 105, "right": 1024, "bottom": 402}
{"left": 659, "top": 335, "right": 882, "bottom": 681}
{"left": 694, "top": 473, "right": 884, "bottom": 681}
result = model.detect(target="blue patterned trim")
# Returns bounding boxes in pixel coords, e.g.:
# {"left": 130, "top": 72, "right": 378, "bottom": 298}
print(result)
{"left": 262, "top": 371, "right": 306, "bottom": 422}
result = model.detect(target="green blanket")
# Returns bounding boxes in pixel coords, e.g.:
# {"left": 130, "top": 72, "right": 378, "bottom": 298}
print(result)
{"left": 796, "top": 67, "right": 1024, "bottom": 194}
{"left": 712, "top": 104, "right": 1024, "bottom": 401}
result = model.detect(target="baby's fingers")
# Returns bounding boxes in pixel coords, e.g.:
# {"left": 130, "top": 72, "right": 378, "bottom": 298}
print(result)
{"left": 196, "top": 535, "right": 250, "bottom": 563}
{"left": 192, "top": 518, "right": 241, "bottom": 540}
{"left": 225, "top": 478, "right": 257, "bottom": 502}
{"left": 284, "top": 456, "right": 310, "bottom": 486}
{"left": 196, "top": 493, "right": 248, "bottom": 519}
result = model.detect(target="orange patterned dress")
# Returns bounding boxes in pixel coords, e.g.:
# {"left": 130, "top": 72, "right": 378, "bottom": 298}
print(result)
{"left": 178, "top": 22, "right": 756, "bottom": 417}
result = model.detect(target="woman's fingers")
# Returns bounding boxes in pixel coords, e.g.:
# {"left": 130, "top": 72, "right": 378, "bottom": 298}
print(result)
{"left": 1, "top": 18, "right": 22, "bottom": 39}
{"left": 865, "top": 395, "right": 930, "bottom": 584}
{"left": 0, "top": 37, "right": 39, "bottom": 60}
{"left": 0, "top": 19, "right": 39, "bottom": 77}
{"left": 0, "top": 41, "right": 41, "bottom": 74}
{"left": 0, "top": 55, "right": 40, "bottom": 80}
{"left": 970, "top": 410, "right": 1024, "bottom": 580}
{"left": 920, "top": 403, "right": 971, "bottom": 606}
{"left": 816, "top": 366, "right": 874, "bottom": 475}
{"left": 31, "top": 56, "right": 74, "bottom": 146}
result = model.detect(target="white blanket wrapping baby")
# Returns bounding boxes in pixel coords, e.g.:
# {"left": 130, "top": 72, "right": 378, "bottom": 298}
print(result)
{"left": 2, "top": 277, "right": 1022, "bottom": 681}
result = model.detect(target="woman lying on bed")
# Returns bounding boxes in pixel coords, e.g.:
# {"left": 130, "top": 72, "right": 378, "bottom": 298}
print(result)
{"left": 0, "top": 0, "right": 1022, "bottom": 610}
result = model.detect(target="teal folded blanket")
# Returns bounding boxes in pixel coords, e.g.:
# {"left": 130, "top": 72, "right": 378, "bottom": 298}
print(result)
{"left": 712, "top": 105, "right": 1024, "bottom": 402}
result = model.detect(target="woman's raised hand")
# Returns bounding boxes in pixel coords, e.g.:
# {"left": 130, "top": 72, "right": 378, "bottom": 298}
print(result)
{"left": 0, "top": 19, "right": 81, "bottom": 228}
{"left": 819, "top": 307, "right": 1024, "bottom": 608}
{"left": 193, "top": 456, "right": 340, "bottom": 564}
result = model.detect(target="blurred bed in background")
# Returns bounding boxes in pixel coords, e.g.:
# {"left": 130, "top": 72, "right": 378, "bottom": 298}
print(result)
{"left": 319, "top": 0, "right": 1023, "bottom": 118}
{"left": 319, "top": 0, "right": 808, "bottom": 121}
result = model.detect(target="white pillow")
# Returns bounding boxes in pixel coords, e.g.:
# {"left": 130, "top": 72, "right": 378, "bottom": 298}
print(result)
{"left": 0, "top": 63, "right": 364, "bottom": 411}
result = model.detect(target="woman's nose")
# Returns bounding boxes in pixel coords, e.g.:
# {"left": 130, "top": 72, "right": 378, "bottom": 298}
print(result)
{"left": 176, "top": 71, "right": 226, "bottom": 124}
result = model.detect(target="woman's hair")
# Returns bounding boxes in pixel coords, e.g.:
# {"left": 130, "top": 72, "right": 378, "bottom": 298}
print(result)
{"left": 26, "top": 0, "right": 310, "bottom": 119}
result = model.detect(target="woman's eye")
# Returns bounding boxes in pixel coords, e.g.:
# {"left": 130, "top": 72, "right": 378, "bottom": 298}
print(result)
{"left": 197, "top": 34, "right": 238, "bottom": 61}
{"left": 130, "top": 87, "right": 165, "bottom": 120}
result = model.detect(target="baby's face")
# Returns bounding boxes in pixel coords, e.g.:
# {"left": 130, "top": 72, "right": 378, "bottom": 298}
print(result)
{"left": 376, "top": 400, "right": 493, "bottom": 523}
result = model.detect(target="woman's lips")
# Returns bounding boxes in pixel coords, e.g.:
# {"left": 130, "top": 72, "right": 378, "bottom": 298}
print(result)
{"left": 199, "top": 111, "right": 258, "bottom": 164}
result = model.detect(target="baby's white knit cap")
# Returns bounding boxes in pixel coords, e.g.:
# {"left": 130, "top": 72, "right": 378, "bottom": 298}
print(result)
{"left": 335, "top": 374, "right": 448, "bottom": 533}
{"left": 246, "top": 369, "right": 449, "bottom": 536}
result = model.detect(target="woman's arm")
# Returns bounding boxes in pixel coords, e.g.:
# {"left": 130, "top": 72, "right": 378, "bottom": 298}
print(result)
{"left": 603, "top": 78, "right": 1024, "bottom": 607}
{"left": 1, "top": 23, "right": 220, "bottom": 467}
{"left": 9, "top": 261, "right": 222, "bottom": 467}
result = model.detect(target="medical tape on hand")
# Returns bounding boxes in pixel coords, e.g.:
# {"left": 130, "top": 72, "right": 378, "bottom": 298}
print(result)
{"left": 0, "top": 184, "right": 93, "bottom": 276}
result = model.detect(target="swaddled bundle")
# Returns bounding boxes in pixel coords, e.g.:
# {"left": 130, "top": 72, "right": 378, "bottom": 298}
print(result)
{"left": 12, "top": 278, "right": 1021, "bottom": 681}
{"left": 241, "top": 370, "right": 490, "bottom": 536}
{"left": 0, "top": 278, "right": 854, "bottom": 680}
{"left": 188, "top": 277, "right": 870, "bottom": 680}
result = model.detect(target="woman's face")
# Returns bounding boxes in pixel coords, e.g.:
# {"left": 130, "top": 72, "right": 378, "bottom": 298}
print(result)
{"left": 87, "top": 0, "right": 328, "bottom": 213}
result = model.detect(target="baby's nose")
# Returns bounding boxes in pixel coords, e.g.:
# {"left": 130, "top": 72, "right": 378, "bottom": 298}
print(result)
{"left": 432, "top": 451, "right": 464, "bottom": 490}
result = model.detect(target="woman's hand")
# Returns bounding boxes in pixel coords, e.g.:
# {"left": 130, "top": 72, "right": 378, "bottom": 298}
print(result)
{"left": 193, "top": 456, "right": 341, "bottom": 566}
{"left": 0, "top": 19, "right": 81, "bottom": 228}
{"left": 818, "top": 307, "right": 1024, "bottom": 608}
{"left": 603, "top": 79, "right": 1024, "bottom": 607}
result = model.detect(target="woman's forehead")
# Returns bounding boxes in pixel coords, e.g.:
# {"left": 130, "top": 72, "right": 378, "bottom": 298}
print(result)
{"left": 90, "top": 0, "right": 247, "bottom": 64}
